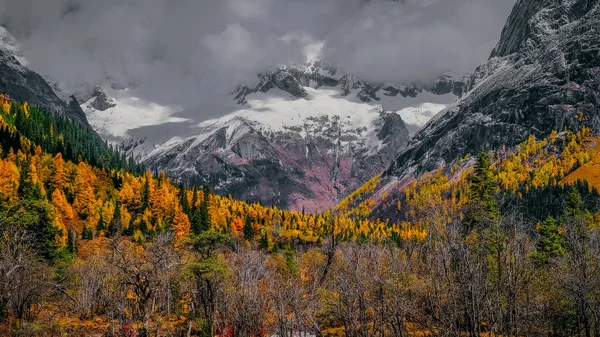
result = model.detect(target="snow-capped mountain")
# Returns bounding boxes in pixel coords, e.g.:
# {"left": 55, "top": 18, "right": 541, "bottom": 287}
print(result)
{"left": 388, "top": 0, "right": 600, "bottom": 177}
{"left": 83, "top": 86, "right": 188, "bottom": 140}
{"left": 82, "top": 62, "right": 464, "bottom": 211}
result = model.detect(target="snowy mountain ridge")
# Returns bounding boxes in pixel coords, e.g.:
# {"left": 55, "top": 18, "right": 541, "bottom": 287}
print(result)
{"left": 104, "top": 62, "right": 463, "bottom": 211}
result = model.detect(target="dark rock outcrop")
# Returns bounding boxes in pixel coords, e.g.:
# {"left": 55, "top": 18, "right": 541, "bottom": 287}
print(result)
{"left": 0, "top": 47, "right": 91, "bottom": 127}
{"left": 234, "top": 62, "right": 467, "bottom": 105}
{"left": 88, "top": 86, "right": 117, "bottom": 111}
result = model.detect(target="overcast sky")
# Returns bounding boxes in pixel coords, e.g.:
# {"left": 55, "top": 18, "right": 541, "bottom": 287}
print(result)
{"left": 0, "top": 0, "right": 516, "bottom": 116}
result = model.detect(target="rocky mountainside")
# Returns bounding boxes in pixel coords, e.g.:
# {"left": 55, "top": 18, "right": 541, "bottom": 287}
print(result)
{"left": 362, "top": 0, "right": 600, "bottom": 218}
{"left": 85, "top": 62, "right": 464, "bottom": 212}
{"left": 0, "top": 27, "right": 90, "bottom": 127}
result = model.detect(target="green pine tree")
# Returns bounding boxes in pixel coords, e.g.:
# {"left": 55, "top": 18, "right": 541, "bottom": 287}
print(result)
{"left": 532, "top": 216, "right": 565, "bottom": 264}
{"left": 141, "top": 178, "right": 150, "bottom": 211}
{"left": 139, "top": 218, "right": 149, "bottom": 235}
{"left": 199, "top": 187, "right": 211, "bottom": 232}
{"left": 259, "top": 232, "right": 269, "bottom": 250}
{"left": 179, "top": 187, "right": 190, "bottom": 215}
{"left": 244, "top": 216, "right": 255, "bottom": 241}
{"left": 82, "top": 224, "right": 93, "bottom": 240}
{"left": 190, "top": 188, "right": 202, "bottom": 235}
{"left": 66, "top": 229, "right": 77, "bottom": 256}
{"left": 463, "top": 151, "right": 499, "bottom": 233}
{"left": 108, "top": 202, "right": 121, "bottom": 237}
{"left": 96, "top": 211, "right": 106, "bottom": 235}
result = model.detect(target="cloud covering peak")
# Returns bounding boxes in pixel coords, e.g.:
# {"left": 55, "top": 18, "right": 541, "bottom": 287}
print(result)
{"left": 0, "top": 0, "right": 516, "bottom": 117}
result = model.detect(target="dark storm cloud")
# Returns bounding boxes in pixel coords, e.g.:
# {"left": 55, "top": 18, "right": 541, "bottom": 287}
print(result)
{"left": 0, "top": 0, "right": 516, "bottom": 117}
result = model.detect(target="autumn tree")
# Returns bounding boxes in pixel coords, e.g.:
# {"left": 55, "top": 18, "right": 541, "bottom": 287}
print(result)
{"left": 0, "top": 158, "right": 19, "bottom": 206}
{"left": 111, "top": 233, "right": 180, "bottom": 337}
{"left": 171, "top": 205, "right": 191, "bottom": 246}
{"left": 73, "top": 164, "right": 97, "bottom": 222}
{"left": 51, "top": 153, "right": 66, "bottom": 190}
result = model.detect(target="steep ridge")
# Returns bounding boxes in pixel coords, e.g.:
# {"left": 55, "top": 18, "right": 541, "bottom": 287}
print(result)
{"left": 0, "top": 26, "right": 90, "bottom": 127}
{"left": 382, "top": 0, "right": 600, "bottom": 182}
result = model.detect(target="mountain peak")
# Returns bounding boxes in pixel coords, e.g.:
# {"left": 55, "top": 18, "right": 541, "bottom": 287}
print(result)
{"left": 491, "top": 0, "right": 599, "bottom": 58}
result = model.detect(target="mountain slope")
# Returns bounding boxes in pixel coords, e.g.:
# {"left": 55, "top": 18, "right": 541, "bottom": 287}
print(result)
{"left": 343, "top": 0, "right": 600, "bottom": 219}
{"left": 395, "top": 0, "right": 598, "bottom": 175}
{"left": 382, "top": 0, "right": 599, "bottom": 180}
{"left": 0, "top": 26, "right": 90, "bottom": 127}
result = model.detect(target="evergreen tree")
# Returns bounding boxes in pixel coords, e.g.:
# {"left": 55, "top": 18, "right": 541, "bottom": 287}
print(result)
{"left": 532, "top": 216, "right": 565, "bottom": 264}
{"left": 139, "top": 218, "right": 149, "bottom": 235}
{"left": 108, "top": 202, "right": 121, "bottom": 237}
{"left": 259, "top": 232, "right": 269, "bottom": 250}
{"left": 566, "top": 187, "right": 585, "bottom": 218}
{"left": 82, "top": 224, "right": 93, "bottom": 240}
{"left": 66, "top": 229, "right": 77, "bottom": 256}
{"left": 190, "top": 188, "right": 202, "bottom": 235}
{"left": 285, "top": 248, "right": 300, "bottom": 276}
{"left": 96, "top": 212, "right": 106, "bottom": 235}
{"left": 199, "top": 187, "right": 211, "bottom": 232}
{"left": 141, "top": 178, "right": 150, "bottom": 211}
{"left": 0, "top": 200, "right": 62, "bottom": 260}
{"left": 463, "top": 151, "right": 498, "bottom": 233}
{"left": 179, "top": 187, "right": 190, "bottom": 215}
{"left": 243, "top": 216, "right": 255, "bottom": 241}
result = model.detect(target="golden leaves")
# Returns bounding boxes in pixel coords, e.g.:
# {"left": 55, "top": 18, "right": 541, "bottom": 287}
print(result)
{"left": 0, "top": 158, "right": 19, "bottom": 205}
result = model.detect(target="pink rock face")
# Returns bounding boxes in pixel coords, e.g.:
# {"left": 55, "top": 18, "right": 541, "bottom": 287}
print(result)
{"left": 220, "top": 127, "right": 406, "bottom": 212}
{"left": 145, "top": 104, "right": 411, "bottom": 212}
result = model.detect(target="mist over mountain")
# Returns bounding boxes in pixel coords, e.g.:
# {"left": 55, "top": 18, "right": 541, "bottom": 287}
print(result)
{"left": 0, "top": 0, "right": 515, "bottom": 121}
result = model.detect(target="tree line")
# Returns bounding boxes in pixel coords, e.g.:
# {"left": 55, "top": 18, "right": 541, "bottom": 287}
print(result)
{"left": 2, "top": 94, "right": 600, "bottom": 336}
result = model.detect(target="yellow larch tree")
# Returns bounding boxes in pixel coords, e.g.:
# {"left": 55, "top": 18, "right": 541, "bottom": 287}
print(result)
{"left": 171, "top": 205, "right": 191, "bottom": 247}
{"left": 73, "top": 163, "right": 98, "bottom": 222}
{"left": 0, "top": 158, "right": 20, "bottom": 205}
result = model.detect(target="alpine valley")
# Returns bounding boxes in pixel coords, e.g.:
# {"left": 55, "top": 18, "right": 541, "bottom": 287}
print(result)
{"left": 2, "top": 0, "right": 600, "bottom": 336}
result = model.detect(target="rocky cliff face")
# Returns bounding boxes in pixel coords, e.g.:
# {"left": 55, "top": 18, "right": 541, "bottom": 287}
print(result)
{"left": 387, "top": 0, "right": 600, "bottom": 178}
{"left": 0, "top": 27, "right": 90, "bottom": 127}
{"left": 361, "top": 0, "right": 600, "bottom": 219}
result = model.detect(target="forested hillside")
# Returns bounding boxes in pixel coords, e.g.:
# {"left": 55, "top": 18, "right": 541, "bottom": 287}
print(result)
{"left": 3, "top": 94, "right": 600, "bottom": 337}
